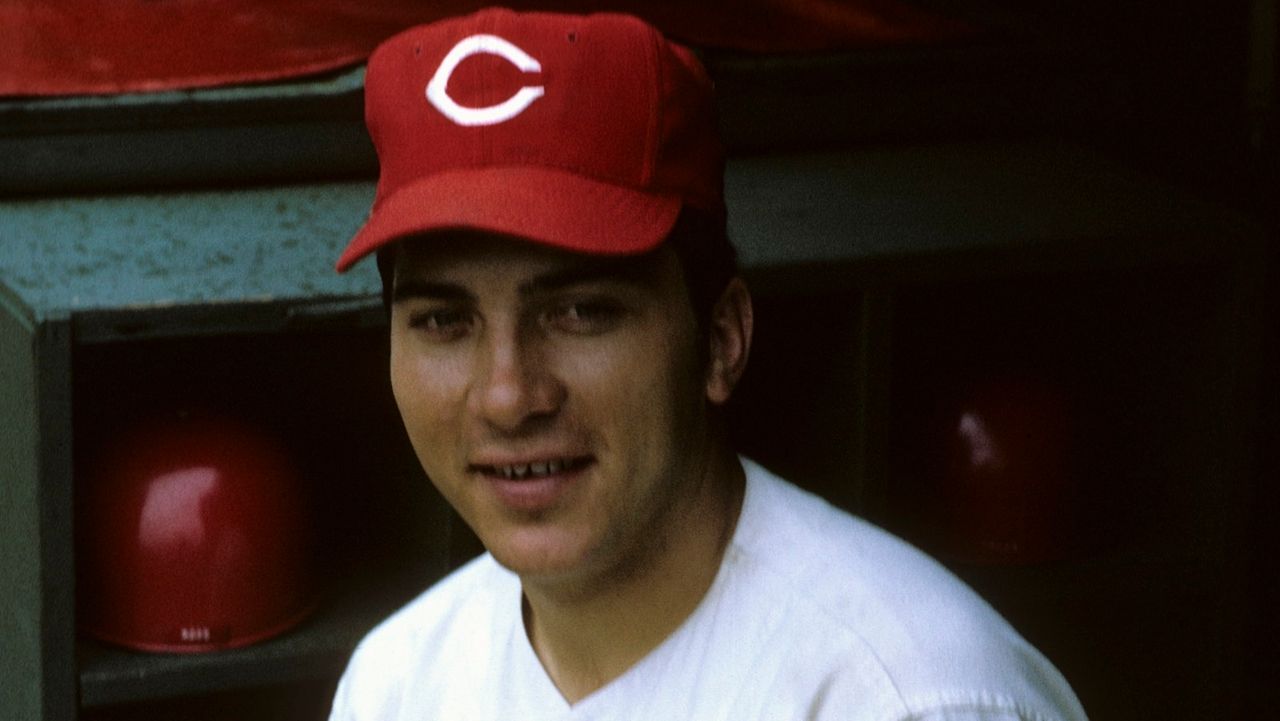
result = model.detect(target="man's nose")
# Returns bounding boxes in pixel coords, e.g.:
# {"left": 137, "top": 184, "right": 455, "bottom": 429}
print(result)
{"left": 469, "top": 329, "right": 565, "bottom": 432}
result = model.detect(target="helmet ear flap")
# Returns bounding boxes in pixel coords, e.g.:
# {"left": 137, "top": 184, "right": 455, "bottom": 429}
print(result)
{"left": 77, "top": 411, "right": 317, "bottom": 653}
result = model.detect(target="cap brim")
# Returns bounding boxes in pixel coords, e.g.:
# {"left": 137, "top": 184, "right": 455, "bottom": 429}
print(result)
{"left": 335, "top": 166, "right": 682, "bottom": 272}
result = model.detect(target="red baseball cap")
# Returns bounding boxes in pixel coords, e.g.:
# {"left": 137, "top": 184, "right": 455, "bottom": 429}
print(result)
{"left": 335, "top": 8, "right": 725, "bottom": 272}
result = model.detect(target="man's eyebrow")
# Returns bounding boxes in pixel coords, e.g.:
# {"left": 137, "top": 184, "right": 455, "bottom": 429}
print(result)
{"left": 391, "top": 279, "right": 474, "bottom": 304}
{"left": 520, "top": 255, "right": 665, "bottom": 295}
{"left": 390, "top": 253, "right": 665, "bottom": 302}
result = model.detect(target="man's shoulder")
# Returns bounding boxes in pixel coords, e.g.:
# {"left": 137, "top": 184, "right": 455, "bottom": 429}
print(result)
{"left": 346, "top": 553, "right": 512, "bottom": 668}
{"left": 329, "top": 555, "right": 516, "bottom": 720}
{"left": 736, "top": 459, "right": 990, "bottom": 623}
{"left": 731, "top": 460, "right": 1086, "bottom": 720}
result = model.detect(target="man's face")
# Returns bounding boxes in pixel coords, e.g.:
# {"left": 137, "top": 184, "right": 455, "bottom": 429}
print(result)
{"left": 389, "top": 233, "right": 717, "bottom": 587}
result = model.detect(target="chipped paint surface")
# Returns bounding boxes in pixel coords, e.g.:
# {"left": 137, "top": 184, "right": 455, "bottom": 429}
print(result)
{"left": 0, "top": 182, "right": 380, "bottom": 321}
{"left": 1, "top": 143, "right": 1241, "bottom": 326}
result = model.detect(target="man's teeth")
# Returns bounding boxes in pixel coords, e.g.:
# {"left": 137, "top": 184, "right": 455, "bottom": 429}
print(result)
{"left": 495, "top": 459, "right": 568, "bottom": 479}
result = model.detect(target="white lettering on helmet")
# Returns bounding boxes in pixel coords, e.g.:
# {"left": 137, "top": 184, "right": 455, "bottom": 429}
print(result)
{"left": 426, "top": 34, "right": 545, "bottom": 126}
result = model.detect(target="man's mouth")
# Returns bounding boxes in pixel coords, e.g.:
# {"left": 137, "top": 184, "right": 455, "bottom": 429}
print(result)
{"left": 473, "top": 456, "right": 593, "bottom": 480}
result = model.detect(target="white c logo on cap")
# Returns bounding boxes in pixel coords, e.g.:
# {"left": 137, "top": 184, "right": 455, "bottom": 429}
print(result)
{"left": 426, "top": 34, "right": 545, "bottom": 127}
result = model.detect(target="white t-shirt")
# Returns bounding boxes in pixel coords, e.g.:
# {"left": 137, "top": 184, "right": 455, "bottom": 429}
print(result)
{"left": 329, "top": 459, "right": 1087, "bottom": 720}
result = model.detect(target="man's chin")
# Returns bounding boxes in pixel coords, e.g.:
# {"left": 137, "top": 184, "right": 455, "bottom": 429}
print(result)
{"left": 485, "top": 532, "right": 594, "bottom": 584}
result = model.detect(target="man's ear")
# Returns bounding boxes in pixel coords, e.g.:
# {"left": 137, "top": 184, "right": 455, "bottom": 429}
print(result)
{"left": 705, "top": 277, "right": 753, "bottom": 406}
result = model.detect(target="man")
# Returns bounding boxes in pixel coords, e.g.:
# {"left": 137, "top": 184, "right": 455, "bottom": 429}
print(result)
{"left": 330, "top": 8, "right": 1087, "bottom": 720}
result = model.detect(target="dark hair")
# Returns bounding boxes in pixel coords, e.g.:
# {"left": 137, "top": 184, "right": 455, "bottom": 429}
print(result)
{"left": 375, "top": 241, "right": 398, "bottom": 313}
{"left": 663, "top": 208, "right": 738, "bottom": 347}
{"left": 376, "top": 208, "right": 738, "bottom": 335}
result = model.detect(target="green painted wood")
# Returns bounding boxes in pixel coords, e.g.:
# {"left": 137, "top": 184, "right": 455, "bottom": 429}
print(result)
{"left": 36, "top": 319, "right": 76, "bottom": 721}
{"left": 0, "top": 183, "right": 381, "bottom": 322}
{"left": 0, "top": 312, "right": 76, "bottom": 721}
{"left": 0, "top": 66, "right": 372, "bottom": 195}
{"left": 0, "top": 304, "right": 44, "bottom": 719}
{"left": 0, "top": 67, "right": 366, "bottom": 136}
{"left": 723, "top": 142, "right": 1252, "bottom": 272}
{"left": 1, "top": 143, "right": 1253, "bottom": 330}
{"left": 77, "top": 558, "right": 445, "bottom": 707}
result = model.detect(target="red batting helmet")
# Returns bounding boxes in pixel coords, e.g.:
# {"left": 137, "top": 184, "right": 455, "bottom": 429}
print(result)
{"left": 77, "top": 411, "right": 317, "bottom": 653}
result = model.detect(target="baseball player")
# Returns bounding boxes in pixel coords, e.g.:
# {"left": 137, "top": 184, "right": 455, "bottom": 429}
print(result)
{"left": 329, "top": 8, "right": 1087, "bottom": 720}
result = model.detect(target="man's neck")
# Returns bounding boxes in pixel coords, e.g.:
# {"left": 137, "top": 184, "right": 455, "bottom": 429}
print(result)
{"left": 519, "top": 450, "right": 746, "bottom": 704}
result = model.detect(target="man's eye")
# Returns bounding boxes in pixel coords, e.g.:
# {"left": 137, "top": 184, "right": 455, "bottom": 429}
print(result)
{"left": 407, "top": 308, "right": 472, "bottom": 339}
{"left": 547, "top": 300, "right": 623, "bottom": 334}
